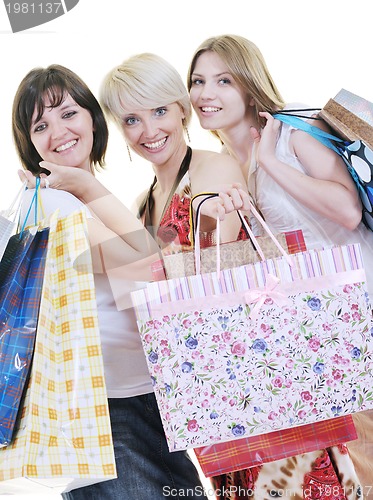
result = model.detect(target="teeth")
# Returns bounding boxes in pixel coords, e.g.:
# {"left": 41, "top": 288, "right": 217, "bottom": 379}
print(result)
{"left": 56, "top": 140, "right": 77, "bottom": 152}
{"left": 202, "top": 107, "right": 220, "bottom": 112}
{"left": 144, "top": 138, "right": 167, "bottom": 149}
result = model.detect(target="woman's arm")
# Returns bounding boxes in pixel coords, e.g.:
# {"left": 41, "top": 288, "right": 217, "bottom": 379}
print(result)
{"left": 190, "top": 151, "right": 251, "bottom": 243}
{"left": 19, "top": 164, "right": 160, "bottom": 281}
{"left": 252, "top": 113, "right": 362, "bottom": 230}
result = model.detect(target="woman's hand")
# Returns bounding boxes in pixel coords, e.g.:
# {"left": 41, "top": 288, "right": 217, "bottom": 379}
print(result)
{"left": 18, "top": 168, "right": 44, "bottom": 188}
{"left": 18, "top": 161, "right": 98, "bottom": 206}
{"left": 250, "top": 112, "right": 281, "bottom": 170}
{"left": 196, "top": 184, "right": 252, "bottom": 220}
{"left": 18, "top": 161, "right": 92, "bottom": 196}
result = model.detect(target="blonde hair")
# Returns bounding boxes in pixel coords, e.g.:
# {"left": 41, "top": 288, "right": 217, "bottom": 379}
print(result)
{"left": 100, "top": 52, "right": 192, "bottom": 126}
{"left": 187, "top": 34, "right": 285, "bottom": 133}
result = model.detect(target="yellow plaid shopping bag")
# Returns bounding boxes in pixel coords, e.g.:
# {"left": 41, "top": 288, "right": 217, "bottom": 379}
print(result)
{"left": 0, "top": 209, "right": 116, "bottom": 494}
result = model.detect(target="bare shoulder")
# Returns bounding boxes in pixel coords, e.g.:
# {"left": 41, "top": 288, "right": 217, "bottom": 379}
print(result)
{"left": 191, "top": 148, "right": 238, "bottom": 169}
{"left": 189, "top": 148, "right": 246, "bottom": 190}
{"left": 290, "top": 114, "right": 336, "bottom": 153}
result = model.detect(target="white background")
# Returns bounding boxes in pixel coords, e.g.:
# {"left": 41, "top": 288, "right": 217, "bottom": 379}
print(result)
{"left": 0, "top": 0, "right": 372, "bottom": 497}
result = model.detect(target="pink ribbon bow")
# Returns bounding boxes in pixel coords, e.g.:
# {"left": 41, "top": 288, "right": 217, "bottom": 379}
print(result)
{"left": 244, "top": 273, "right": 291, "bottom": 320}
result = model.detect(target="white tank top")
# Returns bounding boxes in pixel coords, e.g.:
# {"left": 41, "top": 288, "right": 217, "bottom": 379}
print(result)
{"left": 249, "top": 104, "right": 373, "bottom": 299}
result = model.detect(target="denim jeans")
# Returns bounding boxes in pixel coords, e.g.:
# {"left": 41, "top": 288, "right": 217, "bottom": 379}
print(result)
{"left": 62, "top": 393, "right": 206, "bottom": 499}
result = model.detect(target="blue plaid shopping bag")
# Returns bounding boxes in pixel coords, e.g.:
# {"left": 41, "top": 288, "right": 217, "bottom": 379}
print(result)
{"left": 0, "top": 226, "right": 49, "bottom": 447}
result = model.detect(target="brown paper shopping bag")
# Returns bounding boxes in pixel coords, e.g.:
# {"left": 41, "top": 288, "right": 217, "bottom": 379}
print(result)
{"left": 162, "top": 193, "right": 306, "bottom": 279}
{"left": 320, "top": 88, "right": 373, "bottom": 149}
{"left": 0, "top": 209, "right": 116, "bottom": 494}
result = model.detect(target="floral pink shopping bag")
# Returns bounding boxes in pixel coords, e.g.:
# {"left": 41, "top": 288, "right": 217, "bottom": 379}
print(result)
{"left": 131, "top": 242, "right": 373, "bottom": 452}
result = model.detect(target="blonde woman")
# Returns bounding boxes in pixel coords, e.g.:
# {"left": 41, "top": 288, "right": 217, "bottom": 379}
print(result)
{"left": 100, "top": 52, "right": 250, "bottom": 251}
{"left": 187, "top": 34, "right": 372, "bottom": 498}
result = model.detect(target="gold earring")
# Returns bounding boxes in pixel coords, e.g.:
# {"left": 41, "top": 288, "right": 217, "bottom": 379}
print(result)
{"left": 126, "top": 144, "right": 132, "bottom": 162}
{"left": 183, "top": 119, "right": 191, "bottom": 143}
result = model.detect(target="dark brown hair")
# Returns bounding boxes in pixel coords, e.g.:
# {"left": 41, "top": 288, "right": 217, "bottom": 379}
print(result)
{"left": 12, "top": 64, "right": 108, "bottom": 174}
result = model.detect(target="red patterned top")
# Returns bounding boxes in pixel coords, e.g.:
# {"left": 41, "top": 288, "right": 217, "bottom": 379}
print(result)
{"left": 156, "top": 173, "right": 248, "bottom": 252}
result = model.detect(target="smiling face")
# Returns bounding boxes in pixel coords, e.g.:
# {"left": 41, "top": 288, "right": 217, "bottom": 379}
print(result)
{"left": 30, "top": 93, "right": 94, "bottom": 171}
{"left": 119, "top": 102, "right": 186, "bottom": 165}
{"left": 189, "top": 51, "right": 249, "bottom": 133}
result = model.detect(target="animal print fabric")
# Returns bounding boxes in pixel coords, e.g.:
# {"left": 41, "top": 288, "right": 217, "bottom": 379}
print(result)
{"left": 347, "top": 410, "right": 373, "bottom": 498}
{"left": 210, "top": 445, "right": 362, "bottom": 499}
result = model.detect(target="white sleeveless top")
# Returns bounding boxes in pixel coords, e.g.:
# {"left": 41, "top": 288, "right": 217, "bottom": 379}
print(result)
{"left": 248, "top": 104, "right": 373, "bottom": 299}
{"left": 20, "top": 188, "right": 153, "bottom": 398}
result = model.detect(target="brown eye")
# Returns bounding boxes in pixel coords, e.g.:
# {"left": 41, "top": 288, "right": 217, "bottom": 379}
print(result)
{"left": 62, "top": 111, "right": 77, "bottom": 119}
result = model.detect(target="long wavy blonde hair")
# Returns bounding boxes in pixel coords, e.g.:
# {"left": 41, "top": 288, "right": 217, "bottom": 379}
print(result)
{"left": 187, "top": 34, "right": 285, "bottom": 140}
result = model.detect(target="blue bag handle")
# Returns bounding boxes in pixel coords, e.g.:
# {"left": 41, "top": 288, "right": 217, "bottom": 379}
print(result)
{"left": 19, "top": 177, "right": 41, "bottom": 235}
{"left": 272, "top": 112, "right": 365, "bottom": 205}
{"left": 272, "top": 112, "right": 349, "bottom": 155}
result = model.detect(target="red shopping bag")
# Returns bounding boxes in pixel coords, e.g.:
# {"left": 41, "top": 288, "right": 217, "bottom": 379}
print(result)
{"left": 193, "top": 416, "right": 357, "bottom": 477}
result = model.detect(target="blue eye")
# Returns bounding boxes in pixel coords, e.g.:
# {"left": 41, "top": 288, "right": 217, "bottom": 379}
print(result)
{"left": 124, "top": 116, "right": 139, "bottom": 126}
{"left": 34, "top": 123, "right": 47, "bottom": 133}
{"left": 155, "top": 107, "right": 167, "bottom": 117}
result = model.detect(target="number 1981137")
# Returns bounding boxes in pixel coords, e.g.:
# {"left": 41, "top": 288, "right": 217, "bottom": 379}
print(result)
{"left": 5, "top": 3, "right": 62, "bottom": 14}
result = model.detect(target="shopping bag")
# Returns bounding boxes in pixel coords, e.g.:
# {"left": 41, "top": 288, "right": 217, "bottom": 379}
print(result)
{"left": 162, "top": 193, "right": 306, "bottom": 278}
{"left": 320, "top": 88, "right": 373, "bottom": 150}
{"left": 0, "top": 209, "right": 116, "bottom": 494}
{"left": 0, "top": 226, "right": 49, "bottom": 447}
{"left": 182, "top": 201, "right": 358, "bottom": 472}
{"left": 274, "top": 102, "right": 373, "bottom": 231}
{"left": 320, "top": 89, "right": 373, "bottom": 230}
{"left": 162, "top": 231, "right": 306, "bottom": 278}
{"left": 0, "top": 182, "right": 27, "bottom": 261}
{"left": 131, "top": 207, "right": 373, "bottom": 451}
{"left": 193, "top": 417, "right": 357, "bottom": 477}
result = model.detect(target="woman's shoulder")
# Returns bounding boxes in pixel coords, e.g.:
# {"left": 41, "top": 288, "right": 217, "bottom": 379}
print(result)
{"left": 192, "top": 148, "right": 236, "bottom": 168}
{"left": 189, "top": 148, "right": 245, "bottom": 191}
{"left": 39, "top": 188, "right": 86, "bottom": 211}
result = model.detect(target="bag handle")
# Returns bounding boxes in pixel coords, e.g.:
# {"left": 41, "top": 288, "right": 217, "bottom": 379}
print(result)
{"left": 19, "top": 177, "right": 41, "bottom": 234}
{"left": 1, "top": 181, "right": 28, "bottom": 221}
{"left": 190, "top": 192, "right": 293, "bottom": 275}
{"left": 273, "top": 108, "right": 322, "bottom": 119}
{"left": 272, "top": 112, "right": 347, "bottom": 154}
